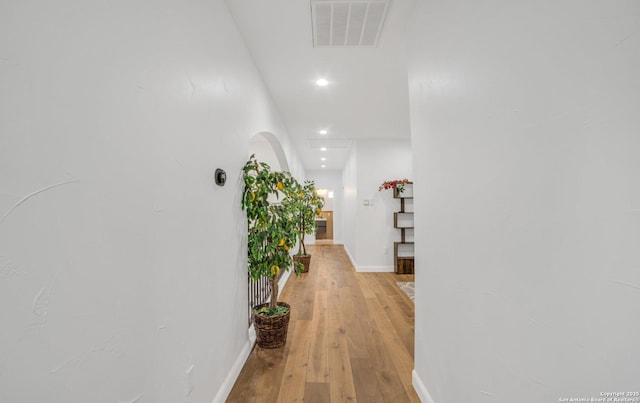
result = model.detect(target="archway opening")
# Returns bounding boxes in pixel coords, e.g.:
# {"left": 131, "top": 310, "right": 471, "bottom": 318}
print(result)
{"left": 246, "top": 132, "right": 290, "bottom": 325}
{"left": 248, "top": 132, "right": 289, "bottom": 172}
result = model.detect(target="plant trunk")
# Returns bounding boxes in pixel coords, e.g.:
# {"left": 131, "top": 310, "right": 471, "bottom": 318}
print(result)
{"left": 300, "top": 213, "right": 306, "bottom": 255}
{"left": 269, "top": 276, "right": 278, "bottom": 310}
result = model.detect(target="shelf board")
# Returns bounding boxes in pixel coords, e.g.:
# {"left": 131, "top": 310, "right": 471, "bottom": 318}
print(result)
{"left": 395, "top": 256, "right": 414, "bottom": 274}
{"left": 393, "top": 182, "right": 415, "bottom": 274}
{"left": 394, "top": 212, "right": 414, "bottom": 229}
{"left": 393, "top": 182, "right": 414, "bottom": 199}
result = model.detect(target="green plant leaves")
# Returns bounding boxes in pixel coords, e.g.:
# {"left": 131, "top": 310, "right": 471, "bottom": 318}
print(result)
{"left": 253, "top": 304, "right": 289, "bottom": 317}
{"left": 242, "top": 155, "right": 328, "bottom": 305}
{"left": 242, "top": 155, "right": 302, "bottom": 288}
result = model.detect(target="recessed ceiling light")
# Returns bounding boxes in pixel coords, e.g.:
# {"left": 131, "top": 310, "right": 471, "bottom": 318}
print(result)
{"left": 316, "top": 78, "right": 328, "bottom": 87}
{"left": 320, "top": 147, "right": 327, "bottom": 151}
{"left": 321, "top": 165, "right": 326, "bottom": 168}
{"left": 319, "top": 130, "right": 328, "bottom": 135}
{"left": 321, "top": 157, "right": 326, "bottom": 161}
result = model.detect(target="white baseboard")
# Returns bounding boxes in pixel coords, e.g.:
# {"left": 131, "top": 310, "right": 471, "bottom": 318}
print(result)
{"left": 342, "top": 245, "right": 393, "bottom": 272}
{"left": 355, "top": 265, "right": 394, "bottom": 272}
{"left": 343, "top": 245, "right": 357, "bottom": 268}
{"left": 308, "top": 239, "right": 344, "bottom": 245}
{"left": 278, "top": 268, "right": 291, "bottom": 292}
{"left": 211, "top": 268, "right": 291, "bottom": 402}
{"left": 412, "top": 370, "right": 435, "bottom": 403}
{"left": 211, "top": 338, "right": 253, "bottom": 403}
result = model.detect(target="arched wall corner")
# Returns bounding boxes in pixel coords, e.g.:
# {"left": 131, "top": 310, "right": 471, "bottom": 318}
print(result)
{"left": 246, "top": 130, "right": 295, "bottom": 317}
{"left": 249, "top": 131, "right": 290, "bottom": 172}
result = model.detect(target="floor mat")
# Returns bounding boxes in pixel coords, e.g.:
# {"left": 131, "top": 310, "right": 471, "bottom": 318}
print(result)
{"left": 397, "top": 282, "right": 414, "bottom": 302}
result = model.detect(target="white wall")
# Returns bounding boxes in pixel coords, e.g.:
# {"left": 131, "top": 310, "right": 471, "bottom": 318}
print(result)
{"left": 0, "top": 1, "right": 299, "bottom": 402}
{"left": 249, "top": 134, "right": 283, "bottom": 171}
{"left": 306, "top": 170, "right": 343, "bottom": 244}
{"left": 356, "top": 140, "right": 413, "bottom": 270}
{"left": 408, "top": 1, "right": 640, "bottom": 402}
{"left": 342, "top": 145, "right": 359, "bottom": 262}
{"left": 342, "top": 140, "right": 413, "bottom": 271}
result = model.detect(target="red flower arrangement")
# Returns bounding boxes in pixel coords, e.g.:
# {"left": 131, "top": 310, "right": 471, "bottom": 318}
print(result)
{"left": 378, "top": 178, "right": 410, "bottom": 193}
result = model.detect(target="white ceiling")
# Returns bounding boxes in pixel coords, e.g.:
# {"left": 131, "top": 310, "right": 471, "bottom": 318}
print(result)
{"left": 225, "top": 0, "right": 415, "bottom": 171}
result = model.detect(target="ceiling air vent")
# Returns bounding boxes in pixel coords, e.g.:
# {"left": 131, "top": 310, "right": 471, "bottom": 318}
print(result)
{"left": 311, "top": 0, "right": 391, "bottom": 47}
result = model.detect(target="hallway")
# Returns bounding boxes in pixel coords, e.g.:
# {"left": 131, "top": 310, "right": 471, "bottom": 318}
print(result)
{"left": 227, "top": 244, "right": 419, "bottom": 402}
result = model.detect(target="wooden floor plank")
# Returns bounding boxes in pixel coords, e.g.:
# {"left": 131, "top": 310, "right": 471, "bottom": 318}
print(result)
{"left": 303, "top": 382, "right": 331, "bottom": 403}
{"left": 365, "top": 296, "right": 421, "bottom": 402}
{"left": 327, "top": 277, "right": 357, "bottom": 401}
{"left": 362, "top": 273, "right": 416, "bottom": 355}
{"left": 338, "top": 286, "right": 370, "bottom": 360}
{"left": 350, "top": 357, "right": 383, "bottom": 403}
{"left": 307, "top": 289, "right": 329, "bottom": 382}
{"left": 276, "top": 320, "right": 313, "bottom": 402}
{"left": 226, "top": 244, "right": 417, "bottom": 402}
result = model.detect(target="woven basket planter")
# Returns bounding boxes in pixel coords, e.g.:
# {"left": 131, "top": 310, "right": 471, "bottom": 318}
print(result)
{"left": 293, "top": 254, "right": 311, "bottom": 273}
{"left": 253, "top": 302, "right": 291, "bottom": 349}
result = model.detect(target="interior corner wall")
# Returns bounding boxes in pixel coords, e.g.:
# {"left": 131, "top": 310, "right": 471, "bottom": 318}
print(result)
{"left": 305, "top": 170, "right": 344, "bottom": 244}
{"left": 282, "top": 141, "right": 306, "bottom": 184}
{"left": 408, "top": 1, "right": 640, "bottom": 402}
{"left": 341, "top": 140, "right": 413, "bottom": 271}
{"left": 355, "top": 140, "right": 412, "bottom": 270}
{"left": 342, "top": 145, "right": 359, "bottom": 264}
{"left": 0, "top": 1, "right": 300, "bottom": 402}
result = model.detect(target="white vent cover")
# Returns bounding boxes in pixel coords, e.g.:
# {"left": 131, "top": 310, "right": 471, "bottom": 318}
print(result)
{"left": 311, "top": 0, "right": 391, "bottom": 47}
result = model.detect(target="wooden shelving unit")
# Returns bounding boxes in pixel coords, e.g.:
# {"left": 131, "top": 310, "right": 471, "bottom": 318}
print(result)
{"left": 393, "top": 183, "right": 414, "bottom": 274}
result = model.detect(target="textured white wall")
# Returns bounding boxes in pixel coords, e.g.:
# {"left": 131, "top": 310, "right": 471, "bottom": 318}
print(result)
{"left": 408, "top": 1, "right": 640, "bottom": 402}
{"left": 249, "top": 134, "right": 283, "bottom": 171}
{"left": 0, "top": 1, "right": 298, "bottom": 402}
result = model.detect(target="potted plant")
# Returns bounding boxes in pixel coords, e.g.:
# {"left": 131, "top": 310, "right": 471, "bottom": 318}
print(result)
{"left": 379, "top": 178, "right": 410, "bottom": 197}
{"left": 241, "top": 155, "right": 301, "bottom": 348}
{"left": 292, "top": 180, "right": 325, "bottom": 272}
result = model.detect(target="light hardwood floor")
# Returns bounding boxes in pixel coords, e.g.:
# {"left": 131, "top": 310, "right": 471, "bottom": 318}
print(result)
{"left": 227, "top": 244, "right": 419, "bottom": 402}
